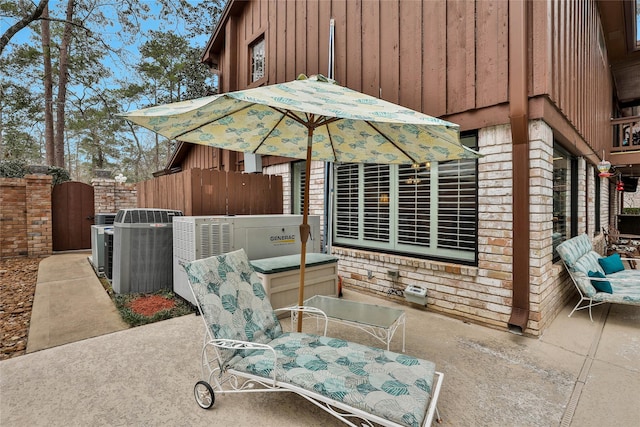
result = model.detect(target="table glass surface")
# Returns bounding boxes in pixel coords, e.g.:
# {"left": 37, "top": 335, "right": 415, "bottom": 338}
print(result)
{"left": 304, "top": 295, "right": 404, "bottom": 328}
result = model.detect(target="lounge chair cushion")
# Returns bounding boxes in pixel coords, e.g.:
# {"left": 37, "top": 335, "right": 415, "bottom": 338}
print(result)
{"left": 186, "top": 249, "right": 441, "bottom": 427}
{"left": 598, "top": 253, "right": 625, "bottom": 275}
{"left": 587, "top": 271, "right": 613, "bottom": 294}
{"left": 231, "top": 331, "right": 436, "bottom": 427}
{"left": 184, "top": 251, "right": 283, "bottom": 367}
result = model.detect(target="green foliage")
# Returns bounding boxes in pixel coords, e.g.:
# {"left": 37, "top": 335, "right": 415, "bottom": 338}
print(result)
{"left": 0, "top": 160, "right": 70, "bottom": 186}
{"left": 0, "top": 159, "right": 28, "bottom": 177}
{"left": 622, "top": 208, "right": 640, "bottom": 215}
{"left": 47, "top": 166, "right": 70, "bottom": 185}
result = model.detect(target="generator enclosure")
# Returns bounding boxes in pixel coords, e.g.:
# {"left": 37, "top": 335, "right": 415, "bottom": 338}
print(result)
{"left": 112, "top": 209, "right": 183, "bottom": 294}
{"left": 173, "top": 215, "right": 321, "bottom": 305}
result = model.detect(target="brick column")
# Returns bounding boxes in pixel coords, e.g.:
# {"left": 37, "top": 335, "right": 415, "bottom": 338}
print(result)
{"left": 91, "top": 178, "right": 137, "bottom": 214}
{"left": 0, "top": 178, "right": 28, "bottom": 258}
{"left": 25, "top": 175, "right": 52, "bottom": 257}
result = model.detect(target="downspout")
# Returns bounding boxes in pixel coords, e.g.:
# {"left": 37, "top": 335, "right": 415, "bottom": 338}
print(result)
{"left": 507, "top": 0, "right": 530, "bottom": 335}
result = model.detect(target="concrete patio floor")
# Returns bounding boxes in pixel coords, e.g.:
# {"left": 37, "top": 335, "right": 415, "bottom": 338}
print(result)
{"left": 1, "top": 254, "right": 639, "bottom": 426}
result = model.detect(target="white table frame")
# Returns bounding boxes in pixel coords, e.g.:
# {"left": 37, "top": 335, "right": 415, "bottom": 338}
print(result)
{"left": 292, "top": 295, "right": 406, "bottom": 352}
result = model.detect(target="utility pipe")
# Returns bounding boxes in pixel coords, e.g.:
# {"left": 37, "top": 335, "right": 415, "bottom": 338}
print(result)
{"left": 508, "top": 0, "right": 530, "bottom": 335}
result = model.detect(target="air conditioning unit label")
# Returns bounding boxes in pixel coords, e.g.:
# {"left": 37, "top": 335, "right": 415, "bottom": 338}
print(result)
{"left": 148, "top": 223, "right": 169, "bottom": 228}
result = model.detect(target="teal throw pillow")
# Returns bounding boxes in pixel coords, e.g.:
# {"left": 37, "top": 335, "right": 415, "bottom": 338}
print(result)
{"left": 598, "top": 253, "right": 625, "bottom": 275}
{"left": 587, "top": 271, "right": 613, "bottom": 294}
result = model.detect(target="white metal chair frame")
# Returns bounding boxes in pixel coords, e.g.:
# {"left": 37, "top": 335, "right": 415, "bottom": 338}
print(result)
{"left": 194, "top": 306, "right": 443, "bottom": 427}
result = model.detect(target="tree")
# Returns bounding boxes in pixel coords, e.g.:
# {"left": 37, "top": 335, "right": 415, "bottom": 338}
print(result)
{"left": 136, "top": 31, "right": 214, "bottom": 170}
{"left": 52, "top": 0, "right": 74, "bottom": 167}
{"left": 1, "top": 0, "right": 224, "bottom": 180}
{"left": 0, "top": 0, "right": 49, "bottom": 56}
{"left": 41, "top": 3, "right": 54, "bottom": 165}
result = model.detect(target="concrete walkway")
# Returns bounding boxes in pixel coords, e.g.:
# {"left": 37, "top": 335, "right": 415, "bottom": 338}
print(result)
{"left": 26, "top": 252, "right": 128, "bottom": 353}
{"left": 1, "top": 253, "right": 639, "bottom": 426}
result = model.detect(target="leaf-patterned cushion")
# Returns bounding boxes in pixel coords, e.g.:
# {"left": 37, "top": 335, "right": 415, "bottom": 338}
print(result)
{"left": 558, "top": 235, "right": 640, "bottom": 304}
{"left": 232, "top": 332, "right": 436, "bottom": 427}
{"left": 184, "top": 249, "right": 438, "bottom": 427}
{"left": 183, "top": 249, "right": 283, "bottom": 367}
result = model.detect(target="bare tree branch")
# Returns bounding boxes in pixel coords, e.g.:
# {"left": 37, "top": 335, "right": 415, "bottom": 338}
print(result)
{"left": 0, "top": 0, "right": 49, "bottom": 57}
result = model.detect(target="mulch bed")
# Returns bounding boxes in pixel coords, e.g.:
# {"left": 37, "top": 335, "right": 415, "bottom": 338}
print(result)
{"left": 128, "top": 294, "right": 176, "bottom": 316}
{"left": 113, "top": 290, "right": 194, "bottom": 327}
{"left": 0, "top": 257, "right": 40, "bottom": 360}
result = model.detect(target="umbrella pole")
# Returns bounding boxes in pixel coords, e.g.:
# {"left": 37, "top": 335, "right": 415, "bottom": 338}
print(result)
{"left": 297, "top": 130, "right": 313, "bottom": 332}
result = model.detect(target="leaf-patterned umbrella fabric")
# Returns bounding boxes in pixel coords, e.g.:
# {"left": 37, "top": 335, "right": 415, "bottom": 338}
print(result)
{"left": 120, "top": 74, "right": 480, "bottom": 164}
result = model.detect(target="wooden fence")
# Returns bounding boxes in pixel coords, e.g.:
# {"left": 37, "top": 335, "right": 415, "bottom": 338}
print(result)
{"left": 136, "top": 168, "right": 283, "bottom": 216}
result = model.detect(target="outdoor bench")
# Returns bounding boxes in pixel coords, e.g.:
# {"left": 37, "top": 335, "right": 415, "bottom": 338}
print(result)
{"left": 557, "top": 233, "right": 640, "bottom": 320}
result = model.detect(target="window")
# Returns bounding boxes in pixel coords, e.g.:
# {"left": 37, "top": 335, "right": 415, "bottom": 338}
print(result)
{"left": 333, "top": 134, "right": 478, "bottom": 263}
{"left": 250, "top": 36, "right": 265, "bottom": 83}
{"left": 292, "top": 161, "right": 306, "bottom": 215}
{"left": 552, "top": 144, "right": 578, "bottom": 260}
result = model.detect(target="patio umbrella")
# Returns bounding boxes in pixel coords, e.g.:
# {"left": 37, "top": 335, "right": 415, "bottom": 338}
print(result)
{"left": 120, "top": 74, "right": 480, "bottom": 331}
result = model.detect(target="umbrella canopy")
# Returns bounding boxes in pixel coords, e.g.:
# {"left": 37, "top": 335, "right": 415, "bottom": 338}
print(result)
{"left": 120, "top": 74, "right": 481, "bottom": 331}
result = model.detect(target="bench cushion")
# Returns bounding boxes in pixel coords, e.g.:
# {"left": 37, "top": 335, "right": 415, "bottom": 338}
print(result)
{"left": 250, "top": 253, "right": 338, "bottom": 274}
{"left": 602, "top": 270, "right": 640, "bottom": 304}
{"left": 232, "top": 332, "right": 436, "bottom": 427}
{"left": 598, "top": 253, "right": 625, "bottom": 274}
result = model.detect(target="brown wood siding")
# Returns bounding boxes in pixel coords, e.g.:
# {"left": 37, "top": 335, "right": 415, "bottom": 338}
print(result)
{"left": 181, "top": 145, "right": 220, "bottom": 171}
{"left": 423, "top": 0, "right": 447, "bottom": 117}
{"left": 476, "top": 1, "right": 508, "bottom": 109}
{"left": 207, "top": 0, "right": 612, "bottom": 153}
{"left": 532, "top": 0, "right": 612, "bottom": 156}
{"left": 210, "top": 0, "right": 511, "bottom": 124}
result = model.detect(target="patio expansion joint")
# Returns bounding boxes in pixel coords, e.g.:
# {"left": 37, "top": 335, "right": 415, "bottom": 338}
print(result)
{"left": 559, "top": 305, "right": 610, "bottom": 427}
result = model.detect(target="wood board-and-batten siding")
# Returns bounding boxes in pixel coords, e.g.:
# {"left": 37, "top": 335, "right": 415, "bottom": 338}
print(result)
{"left": 206, "top": 0, "right": 611, "bottom": 159}
{"left": 215, "top": 0, "right": 509, "bottom": 118}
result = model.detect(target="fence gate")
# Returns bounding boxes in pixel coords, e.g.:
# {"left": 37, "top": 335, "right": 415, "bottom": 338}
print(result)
{"left": 52, "top": 181, "right": 94, "bottom": 251}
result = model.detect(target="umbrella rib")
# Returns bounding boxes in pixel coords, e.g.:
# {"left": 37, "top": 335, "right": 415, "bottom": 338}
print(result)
{"left": 253, "top": 111, "right": 288, "bottom": 153}
{"left": 271, "top": 107, "right": 341, "bottom": 130}
{"left": 365, "top": 121, "right": 420, "bottom": 164}
{"left": 324, "top": 124, "right": 339, "bottom": 162}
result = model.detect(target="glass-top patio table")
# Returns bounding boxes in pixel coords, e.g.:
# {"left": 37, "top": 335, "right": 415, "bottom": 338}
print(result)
{"left": 298, "top": 295, "right": 406, "bottom": 352}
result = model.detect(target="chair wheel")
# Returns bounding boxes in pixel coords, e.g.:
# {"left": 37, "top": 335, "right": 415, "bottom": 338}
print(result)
{"left": 194, "top": 380, "right": 215, "bottom": 409}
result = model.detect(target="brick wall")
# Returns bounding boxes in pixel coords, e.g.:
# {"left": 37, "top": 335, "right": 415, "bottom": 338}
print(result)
{"left": 333, "top": 121, "right": 583, "bottom": 336}
{"left": 0, "top": 175, "right": 52, "bottom": 259}
{"left": 1, "top": 175, "right": 138, "bottom": 260}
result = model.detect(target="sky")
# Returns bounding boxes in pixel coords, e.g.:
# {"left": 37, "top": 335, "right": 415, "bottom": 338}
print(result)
{"left": 1, "top": 1, "right": 212, "bottom": 77}
{"left": 0, "top": 1, "right": 218, "bottom": 177}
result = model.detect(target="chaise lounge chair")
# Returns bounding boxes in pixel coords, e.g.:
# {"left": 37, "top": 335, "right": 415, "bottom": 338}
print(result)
{"left": 557, "top": 234, "right": 640, "bottom": 321}
{"left": 183, "top": 249, "right": 444, "bottom": 427}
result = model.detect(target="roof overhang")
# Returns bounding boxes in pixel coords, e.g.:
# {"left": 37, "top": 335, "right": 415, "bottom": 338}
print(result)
{"left": 201, "top": 0, "right": 246, "bottom": 67}
{"left": 598, "top": 0, "right": 640, "bottom": 112}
